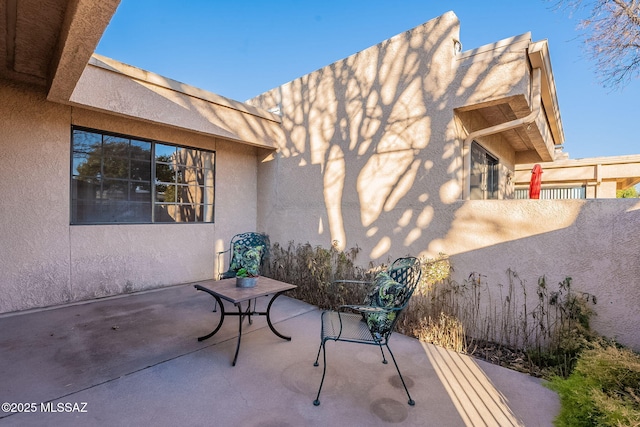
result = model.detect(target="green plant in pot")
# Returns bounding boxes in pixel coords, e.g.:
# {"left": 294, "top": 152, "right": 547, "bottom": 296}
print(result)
{"left": 234, "top": 246, "right": 263, "bottom": 288}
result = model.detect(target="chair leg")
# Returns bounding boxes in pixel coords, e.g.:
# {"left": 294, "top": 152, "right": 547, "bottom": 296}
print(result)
{"left": 313, "top": 341, "right": 323, "bottom": 367}
{"left": 313, "top": 340, "right": 328, "bottom": 406}
{"left": 377, "top": 344, "right": 388, "bottom": 364}
{"left": 385, "top": 343, "right": 415, "bottom": 406}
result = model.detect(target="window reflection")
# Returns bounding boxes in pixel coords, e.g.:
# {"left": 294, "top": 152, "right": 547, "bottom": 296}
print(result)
{"left": 71, "top": 127, "right": 215, "bottom": 224}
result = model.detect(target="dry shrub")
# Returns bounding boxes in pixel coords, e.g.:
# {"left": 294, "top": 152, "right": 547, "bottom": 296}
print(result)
{"left": 263, "top": 240, "right": 381, "bottom": 309}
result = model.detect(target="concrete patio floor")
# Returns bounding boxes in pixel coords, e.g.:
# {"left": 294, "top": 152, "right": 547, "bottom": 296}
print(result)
{"left": 0, "top": 282, "right": 559, "bottom": 426}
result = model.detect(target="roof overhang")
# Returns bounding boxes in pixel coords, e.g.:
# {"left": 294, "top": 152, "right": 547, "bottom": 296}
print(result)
{"left": 68, "top": 54, "right": 283, "bottom": 149}
{"left": 0, "top": 0, "right": 120, "bottom": 101}
{"left": 528, "top": 40, "right": 564, "bottom": 152}
{"left": 454, "top": 36, "right": 565, "bottom": 164}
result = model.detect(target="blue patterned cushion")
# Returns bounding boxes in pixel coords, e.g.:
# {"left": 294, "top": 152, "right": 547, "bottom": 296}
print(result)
{"left": 229, "top": 245, "right": 248, "bottom": 271}
{"left": 242, "top": 246, "right": 263, "bottom": 276}
{"left": 229, "top": 244, "right": 263, "bottom": 275}
{"left": 364, "top": 272, "right": 407, "bottom": 338}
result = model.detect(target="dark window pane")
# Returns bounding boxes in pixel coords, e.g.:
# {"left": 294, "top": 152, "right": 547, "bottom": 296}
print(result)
{"left": 101, "top": 200, "right": 150, "bottom": 223}
{"left": 72, "top": 176, "right": 100, "bottom": 201}
{"left": 73, "top": 149, "right": 102, "bottom": 178}
{"left": 103, "top": 157, "right": 129, "bottom": 179}
{"left": 175, "top": 167, "right": 185, "bottom": 184}
{"left": 155, "top": 162, "right": 176, "bottom": 183}
{"left": 154, "top": 204, "right": 176, "bottom": 223}
{"left": 102, "top": 179, "right": 128, "bottom": 200}
{"left": 130, "top": 139, "right": 151, "bottom": 160}
{"left": 103, "top": 135, "right": 130, "bottom": 158}
{"left": 156, "top": 204, "right": 196, "bottom": 223}
{"left": 160, "top": 184, "right": 176, "bottom": 202}
{"left": 175, "top": 205, "right": 195, "bottom": 222}
{"left": 176, "top": 185, "right": 192, "bottom": 204}
{"left": 470, "top": 141, "right": 498, "bottom": 200}
{"left": 202, "top": 152, "right": 214, "bottom": 170}
{"left": 130, "top": 160, "right": 151, "bottom": 181}
{"left": 73, "top": 130, "right": 101, "bottom": 155}
{"left": 131, "top": 183, "right": 151, "bottom": 202}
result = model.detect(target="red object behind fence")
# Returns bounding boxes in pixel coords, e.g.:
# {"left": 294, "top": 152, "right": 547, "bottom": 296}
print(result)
{"left": 529, "top": 164, "right": 543, "bottom": 199}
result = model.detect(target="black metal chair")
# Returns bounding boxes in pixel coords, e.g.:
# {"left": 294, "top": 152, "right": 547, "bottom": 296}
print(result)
{"left": 218, "top": 232, "right": 270, "bottom": 279}
{"left": 212, "top": 232, "right": 270, "bottom": 312}
{"left": 313, "top": 257, "right": 422, "bottom": 406}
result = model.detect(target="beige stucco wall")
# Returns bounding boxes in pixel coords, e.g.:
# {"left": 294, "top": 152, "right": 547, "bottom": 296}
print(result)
{"left": 246, "top": 12, "right": 640, "bottom": 350}
{"left": 1, "top": 82, "right": 73, "bottom": 311}
{"left": 0, "top": 82, "right": 260, "bottom": 313}
{"left": 2, "top": 9, "right": 637, "bottom": 352}
{"left": 435, "top": 199, "right": 640, "bottom": 351}
{"left": 249, "top": 12, "right": 532, "bottom": 257}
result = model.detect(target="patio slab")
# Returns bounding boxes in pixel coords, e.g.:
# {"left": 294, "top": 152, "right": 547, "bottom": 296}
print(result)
{"left": 0, "top": 283, "right": 559, "bottom": 426}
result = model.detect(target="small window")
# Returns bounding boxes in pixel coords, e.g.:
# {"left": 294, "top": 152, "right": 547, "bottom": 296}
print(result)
{"left": 71, "top": 127, "right": 215, "bottom": 224}
{"left": 470, "top": 141, "right": 498, "bottom": 200}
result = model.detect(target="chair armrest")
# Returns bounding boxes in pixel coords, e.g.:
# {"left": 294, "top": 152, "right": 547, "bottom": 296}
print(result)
{"left": 339, "top": 304, "right": 397, "bottom": 314}
{"left": 332, "top": 280, "right": 373, "bottom": 285}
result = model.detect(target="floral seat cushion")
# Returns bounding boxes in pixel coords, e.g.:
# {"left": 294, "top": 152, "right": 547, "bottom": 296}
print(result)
{"left": 363, "top": 271, "right": 408, "bottom": 338}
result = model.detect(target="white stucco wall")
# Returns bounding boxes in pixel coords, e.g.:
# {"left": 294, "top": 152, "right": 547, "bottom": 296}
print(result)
{"left": 0, "top": 82, "right": 260, "bottom": 313}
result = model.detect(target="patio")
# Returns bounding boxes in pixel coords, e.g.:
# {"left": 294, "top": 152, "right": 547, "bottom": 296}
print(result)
{"left": 0, "top": 283, "right": 558, "bottom": 426}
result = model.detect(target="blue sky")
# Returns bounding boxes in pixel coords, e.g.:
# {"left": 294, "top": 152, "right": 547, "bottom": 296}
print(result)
{"left": 95, "top": 0, "right": 640, "bottom": 160}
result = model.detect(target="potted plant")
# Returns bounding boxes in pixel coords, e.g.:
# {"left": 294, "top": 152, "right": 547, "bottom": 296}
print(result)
{"left": 235, "top": 246, "right": 263, "bottom": 288}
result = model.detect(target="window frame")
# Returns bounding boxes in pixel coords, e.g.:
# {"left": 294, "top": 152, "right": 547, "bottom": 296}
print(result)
{"left": 70, "top": 126, "right": 215, "bottom": 225}
{"left": 469, "top": 141, "right": 499, "bottom": 200}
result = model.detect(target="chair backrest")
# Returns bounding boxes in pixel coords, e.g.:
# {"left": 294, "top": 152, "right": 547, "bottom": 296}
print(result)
{"left": 228, "top": 232, "right": 270, "bottom": 270}
{"left": 387, "top": 256, "right": 422, "bottom": 307}
{"left": 364, "top": 256, "right": 422, "bottom": 340}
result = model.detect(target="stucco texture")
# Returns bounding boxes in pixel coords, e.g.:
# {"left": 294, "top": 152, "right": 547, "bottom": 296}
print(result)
{"left": 430, "top": 200, "right": 640, "bottom": 350}
{"left": 0, "top": 82, "right": 72, "bottom": 311}
{"left": 250, "top": 13, "right": 462, "bottom": 255}
{"left": 70, "top": 58, "right": 282, "bottom": 149}
{"left": 249, "top": 12, "right": 531, "bottom": 258}
{"left": 0, "top": 83, "right": 261, "bottom": 312}
{"left": 246, "top": 13, "right": 640, "bottom": 350}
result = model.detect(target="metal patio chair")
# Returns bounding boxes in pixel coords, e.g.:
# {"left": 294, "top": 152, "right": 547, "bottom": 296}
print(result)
{"left": 313, "top": 256, "right": 422, "bottom": 406}
{"left": 212, "top": 232, "right": 270, "bottom": 311}
{"left": 218, "top": 232, "right": 270, "bottom": 279}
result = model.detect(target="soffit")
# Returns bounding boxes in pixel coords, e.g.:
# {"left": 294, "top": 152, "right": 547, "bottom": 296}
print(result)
{"left": 455, "top": 38, "right": 563, "bottom": 164}
{"left": 456, "top": 94, "right": 551, "bottom": 159}
{"left": 0, "top": 0, "right": 119, "bottom": 100}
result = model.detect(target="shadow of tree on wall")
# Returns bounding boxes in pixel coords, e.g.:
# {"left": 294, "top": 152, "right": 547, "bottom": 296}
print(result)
{"left": 246, "top": 12, "right": 525, "bottom": 261}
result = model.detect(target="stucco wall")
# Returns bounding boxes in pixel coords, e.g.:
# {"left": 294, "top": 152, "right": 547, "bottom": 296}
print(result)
{"left": 249, "top": 12, "right": 533, "bottom": 257}
{"left": 246, "top": 12, "right": 639, "bottom": 350}
{"left": 0, "top": 82, "right": 73, "bottom": 311}
{"left": 433, "top": 199, "right": 640, "bottom": 351}
{"left": 0, "top": 83, "right": 259, "bottom": 313}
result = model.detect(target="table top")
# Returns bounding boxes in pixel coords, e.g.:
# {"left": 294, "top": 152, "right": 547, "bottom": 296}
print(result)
{"left": 193, "top": 277, "right": 297, "bottom": 304}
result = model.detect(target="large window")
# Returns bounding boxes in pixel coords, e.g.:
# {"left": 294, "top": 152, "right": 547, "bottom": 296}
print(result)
{"left": 71, "top": 127, "right": 215, "bottom": 224}
{"left": 469, "top": 141, "right": 498, "bottom": 200}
